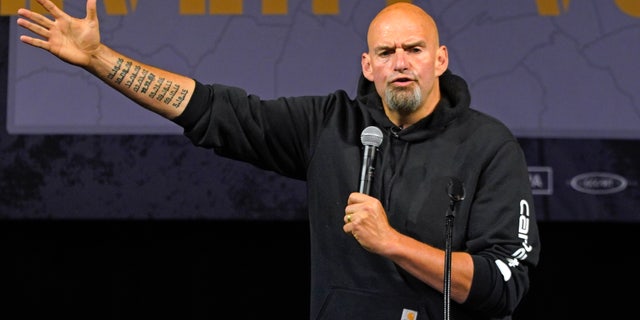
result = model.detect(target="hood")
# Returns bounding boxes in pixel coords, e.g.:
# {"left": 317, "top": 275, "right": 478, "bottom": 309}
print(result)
{"left": 356, "top": 69, "right": 471, "bottom": 142}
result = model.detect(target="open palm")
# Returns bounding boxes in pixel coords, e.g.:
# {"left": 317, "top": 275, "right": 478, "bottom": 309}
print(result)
{"left": 17, "top": 0, "right": 101, "bottom": 68}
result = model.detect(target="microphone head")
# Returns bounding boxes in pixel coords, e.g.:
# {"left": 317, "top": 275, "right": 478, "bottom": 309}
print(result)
{"left": 447, "top": 177, "right": 465, "bottom": 202}
{"left": 361, "top": 126, "right": 383, "bottom": 147}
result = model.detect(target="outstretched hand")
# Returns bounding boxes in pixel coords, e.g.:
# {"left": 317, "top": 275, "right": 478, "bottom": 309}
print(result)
{"left": 17, "top": 0, "right": 100, "bottom": 68}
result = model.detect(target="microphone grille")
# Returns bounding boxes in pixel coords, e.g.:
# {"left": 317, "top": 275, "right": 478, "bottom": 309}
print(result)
{"left": 447, "top": 177, "right": 466, "bottom": 202}
{"left": 361, "top": 126, "right": 384, "bottom": 147}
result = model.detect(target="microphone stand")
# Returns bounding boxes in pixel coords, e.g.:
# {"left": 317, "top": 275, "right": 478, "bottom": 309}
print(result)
{"left": 444, "top": 177, "right": 464, "bottom": 320}
{"left": 443, "top": 203, "right": 455, "bottom": 320}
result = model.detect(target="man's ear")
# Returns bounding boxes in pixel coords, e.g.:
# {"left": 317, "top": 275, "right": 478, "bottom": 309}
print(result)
{"left": 435, "top": 45, "right": 449, "bottom": 76}
{"left": 361, "top": 53, "right": 374, "bottom": 81}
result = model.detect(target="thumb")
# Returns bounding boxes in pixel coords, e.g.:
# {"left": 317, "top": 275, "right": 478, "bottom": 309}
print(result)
{"left": 85, "top": 0, "right": 98, "bottom": 22}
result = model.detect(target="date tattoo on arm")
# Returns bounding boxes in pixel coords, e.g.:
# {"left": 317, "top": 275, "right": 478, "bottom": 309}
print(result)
{"left": 106, "top": 58, "right": 189, "bottom": 109}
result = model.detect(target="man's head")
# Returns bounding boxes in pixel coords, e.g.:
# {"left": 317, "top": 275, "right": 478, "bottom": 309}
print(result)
{"left": 361, "top": 2, "right": 448, "bottom": 127}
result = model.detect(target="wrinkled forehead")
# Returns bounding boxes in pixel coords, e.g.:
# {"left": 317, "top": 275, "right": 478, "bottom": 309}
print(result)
{"left": 367, "top": 5, "right": 438, "bottom": 50}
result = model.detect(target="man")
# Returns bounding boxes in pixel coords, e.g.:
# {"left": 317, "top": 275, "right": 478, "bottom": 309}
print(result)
{"left": 17, "top": 1, "right": 540, "bottom": 319}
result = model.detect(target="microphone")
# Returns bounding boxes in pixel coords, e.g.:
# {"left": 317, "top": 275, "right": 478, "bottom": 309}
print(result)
{"left": 447, "top": 177, "right": 465, "bottom": 202}
{"left": 358, "top": 126, "right": 383, "bottom": 195}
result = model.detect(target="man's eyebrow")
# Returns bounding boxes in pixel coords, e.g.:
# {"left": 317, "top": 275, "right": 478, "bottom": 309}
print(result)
{"left": 401, "top": 40, "right": 427, "bottom": 49}
{"left": 374, "top": 40, "right": 427, "bottom": 52}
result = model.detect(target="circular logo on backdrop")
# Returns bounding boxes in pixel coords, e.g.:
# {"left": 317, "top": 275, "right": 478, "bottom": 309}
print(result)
{"left": 569, "top": 172, "right": 628, "bottom": 195}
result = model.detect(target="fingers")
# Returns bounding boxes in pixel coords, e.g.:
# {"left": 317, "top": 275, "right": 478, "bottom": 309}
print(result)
{"left": 34, "top": 0, "right": 65, "bottom": 19}
{"left": 17, "top": 8, "right": 51, "bottom": 28}
{"left": 16, "top": 0, "right": 73, "bottom": 51}
{"left": 17, "top": 16, "right": 51, "bottom": 38}
{"left": 17, "top": 0, "right": 69, "bottom": 26}
{"left": 17, "top": 2, "right": 56, "bottom": 32}
{"left": 86, "top": 0, "right": 98, "bottom": 21}
{"left": 343, "top": 212, "right": 354, "bottom": 228}
{"left": 18, "top": 35, "right": 48, "bottom": 51}
{"left": 17, "top": 19, "right": 50, "bottom": 51}
{"left": 16, "top": 9, "right": 53, "bottom": 50}
{"left": 343, "top": 213, "right": 360, "bottom": 242}
{"left": 347, "top": 191, "right": 366, "bottom": 205}
{"left": 342, "top": 218, "right": 360, "bottom": 242}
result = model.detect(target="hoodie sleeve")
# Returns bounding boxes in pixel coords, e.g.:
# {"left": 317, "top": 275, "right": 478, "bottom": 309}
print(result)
{"left": 171, "top": 81, "right": 326, "bottom": 180}
{"left": 171, "top": 80, "right": 359, "bottom": 181}
{"left": 462, "top": 137, "right": 540, "bottom": 317}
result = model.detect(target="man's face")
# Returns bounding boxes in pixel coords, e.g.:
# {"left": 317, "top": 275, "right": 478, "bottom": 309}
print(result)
{"left": 362, "top": 6, "right": 447, "bottom": 116}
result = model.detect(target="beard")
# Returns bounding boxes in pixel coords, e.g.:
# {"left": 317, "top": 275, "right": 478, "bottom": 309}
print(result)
{"left": 385, "top": 84, "right": 422, "bottom": 114}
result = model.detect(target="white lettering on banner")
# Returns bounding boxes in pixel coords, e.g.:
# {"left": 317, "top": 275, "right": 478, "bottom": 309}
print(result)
{"left": 528, "top": 166, "right": 553, "bottom": 195}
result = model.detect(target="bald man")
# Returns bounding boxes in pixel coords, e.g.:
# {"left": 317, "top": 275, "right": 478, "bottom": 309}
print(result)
{"left": 18, "top": 1, "right": 540, "bottom": 319}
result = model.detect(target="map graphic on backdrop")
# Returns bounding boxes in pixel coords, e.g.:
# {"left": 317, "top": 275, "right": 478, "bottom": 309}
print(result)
{"left": 6, "top": 0, "right": 640, "bottom": 138}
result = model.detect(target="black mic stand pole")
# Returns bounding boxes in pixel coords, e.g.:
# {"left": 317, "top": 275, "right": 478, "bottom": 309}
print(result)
{"left": 444, "top": 178, "right": 464, "bottom": 320}
{"left": 443, "top": 203, "right": 455, "bottom": 320}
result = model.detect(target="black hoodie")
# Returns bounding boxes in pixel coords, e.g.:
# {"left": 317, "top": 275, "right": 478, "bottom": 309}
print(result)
{"left": 173, "top": 69, "right": 540, "bottom": 320}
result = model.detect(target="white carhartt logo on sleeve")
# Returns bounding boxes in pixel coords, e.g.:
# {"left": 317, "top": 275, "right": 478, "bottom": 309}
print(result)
{"left": 401, "top": 308, "right": 418, "bottom": 320}
{"left": 495, "top": 259, "right": 512, "bottom": 281}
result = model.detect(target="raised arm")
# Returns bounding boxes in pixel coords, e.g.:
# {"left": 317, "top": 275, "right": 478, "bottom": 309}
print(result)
{"left": 16, "top": 0, "right": 194, "bottom": 119}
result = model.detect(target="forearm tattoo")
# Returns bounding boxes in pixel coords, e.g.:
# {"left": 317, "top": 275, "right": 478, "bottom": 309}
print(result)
{"left": 106, "top": 58, "right": 189, "bottom": 109}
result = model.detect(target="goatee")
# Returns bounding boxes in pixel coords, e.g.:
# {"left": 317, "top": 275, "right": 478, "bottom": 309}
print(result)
{"left": 385, "top": 85, "right": 421, "bottom": 114}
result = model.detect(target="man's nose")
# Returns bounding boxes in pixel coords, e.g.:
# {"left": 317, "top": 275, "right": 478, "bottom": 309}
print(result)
{"left": 393, "top": 49, "right": 408, "bottom": 71}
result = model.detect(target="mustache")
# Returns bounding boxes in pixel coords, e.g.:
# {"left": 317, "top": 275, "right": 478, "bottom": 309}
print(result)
{"left": 388, "top": 71, "right": 417, "bottom": 84}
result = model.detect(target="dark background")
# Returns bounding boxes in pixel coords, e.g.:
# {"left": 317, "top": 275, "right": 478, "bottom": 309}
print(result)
{"left": 2, "top": 14, "right": 638, "bottom": 319}
{"left": 2, "top": 220, "right": 638, "bottom": 319}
